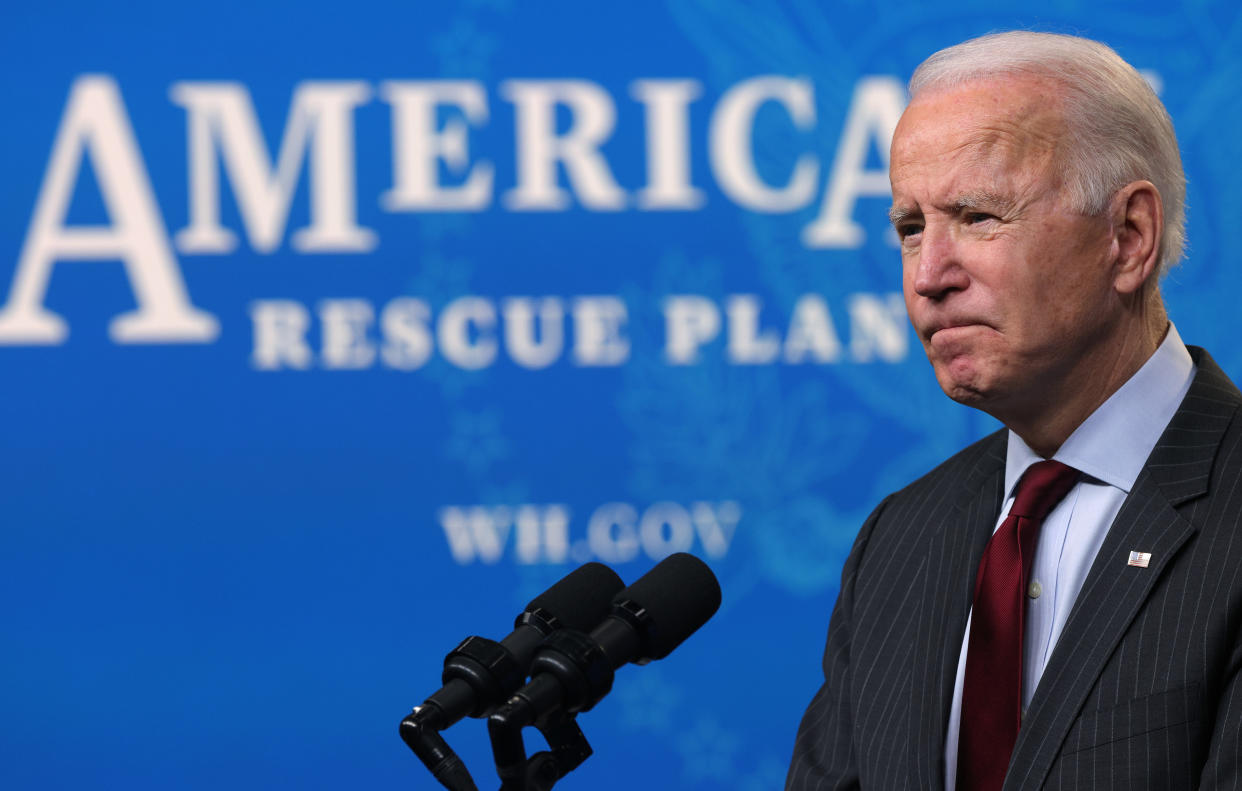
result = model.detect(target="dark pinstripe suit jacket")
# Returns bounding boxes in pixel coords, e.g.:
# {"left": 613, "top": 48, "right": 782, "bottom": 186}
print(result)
{"left": 787, "top": 348, "right": 1242, "bottom": 790}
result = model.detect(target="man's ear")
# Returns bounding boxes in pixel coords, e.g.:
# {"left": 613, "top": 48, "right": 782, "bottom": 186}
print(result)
{"left": 1110, "top": 180, "right": 1164, "bottom": 295}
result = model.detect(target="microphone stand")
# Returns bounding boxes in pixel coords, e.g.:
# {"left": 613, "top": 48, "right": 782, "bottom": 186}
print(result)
{"left": 401, "top": 631, "right": 534, "bottom": 791}
{"left": 487, "top": 689, "right": 594, "bottom": 791}
{"left": 399, "top": 705, "right": 478, "bottom": 791}
{"left": 487, "top": 623, "right": 622, "bottom": 791}
{"left": 403, "top": 665, "right": 595, "bottom": 791}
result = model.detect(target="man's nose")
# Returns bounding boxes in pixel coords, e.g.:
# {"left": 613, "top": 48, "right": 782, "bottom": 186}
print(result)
{"left": 911, "top": 225, "right": 968, "bottom": 300}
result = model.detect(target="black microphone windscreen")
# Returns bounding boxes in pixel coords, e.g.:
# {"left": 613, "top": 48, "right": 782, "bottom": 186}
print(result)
{"left": 523, "top": 562, "right": 625, "bottom": 630}
{"left": 615, "top": 553, "right": 721, "bottom": 660}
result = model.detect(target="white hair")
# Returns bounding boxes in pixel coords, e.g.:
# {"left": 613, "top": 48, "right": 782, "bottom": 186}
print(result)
{"left": 909, "top": 31, "right": 1187, "bottom": 272}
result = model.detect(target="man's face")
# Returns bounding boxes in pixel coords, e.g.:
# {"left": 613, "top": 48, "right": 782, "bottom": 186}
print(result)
{"left": 889, "top": 77, "right": 1120, "bottom": 422}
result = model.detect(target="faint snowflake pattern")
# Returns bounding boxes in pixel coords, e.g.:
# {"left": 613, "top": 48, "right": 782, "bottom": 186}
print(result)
{"left": 431, "top": 18, "right": 498, "bottom": 75}
{"left": 512, "top": 561, "right": 571, "bottom": 612}
{"left": 612, "top": 668, "right": 682, "bottom": 733}
{"left": 753, "top": 496, "right": 864, "bottom": 595}
{"left": 419, "top": 215, "right": 473, "bottom": 244}
{"left": 478, "top": 480, "right": 531, "bottom": 505}
{"left": 676, "top": 717, "right": 741, "bottom": 783}
{"left": 446, "top": 408, "right": 510, "bottom": 476}
{"left": 420, "top": 359, "right": 483, "bottom": 401}
{"left": 738, "top": 755, "right": 791, "bottom": 791}
{"left": 401, "top": 252, "right": 483, "bottom": 400}
{"left": 403, "top": 253, "right": 472, "bottom": 306}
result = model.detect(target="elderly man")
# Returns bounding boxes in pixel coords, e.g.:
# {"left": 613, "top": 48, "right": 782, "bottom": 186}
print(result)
{"left": 787, "top": 32, "right": 1242, "bottom": 791}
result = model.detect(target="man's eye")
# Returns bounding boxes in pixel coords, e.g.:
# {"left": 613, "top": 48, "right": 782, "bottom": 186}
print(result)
{"left": 897, "top": 223, "right": 923, "bottom": 239}
{"left": 964, "top": 212, "right": 996, "bottom": 224}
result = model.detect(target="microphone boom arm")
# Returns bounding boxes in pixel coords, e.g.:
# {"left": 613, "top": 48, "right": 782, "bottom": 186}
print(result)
{"left": 488, "top": 690, "right": 594, "bottom": 791}
{"left": 399, "top": 705, "right": 479, "bottom": 791}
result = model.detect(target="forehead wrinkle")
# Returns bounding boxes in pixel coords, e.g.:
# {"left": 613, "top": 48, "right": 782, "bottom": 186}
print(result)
{"left": 893, "top": 114, "right": 1062, "bottom": 184}
{"left": 914, "top": 129, "right": 1062, "bottom": 217}
{"left": 890, "top": 76, "right": 1078, "bottom": 233}
{"left": 922, "top": 77, "right": 1065, "bottom": 144}
{"left": 952, "top": 129, "right": 1060, "bottom": 177}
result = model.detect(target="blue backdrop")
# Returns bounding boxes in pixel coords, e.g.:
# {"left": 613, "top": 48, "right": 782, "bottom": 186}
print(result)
{"left": 4, "top": 2, "right": 1242, "bottom": 789}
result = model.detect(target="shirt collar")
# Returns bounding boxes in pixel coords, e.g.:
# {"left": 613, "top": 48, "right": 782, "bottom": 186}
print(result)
{"left": 1004, "top": 323, "right": 1196, "bottom": 498}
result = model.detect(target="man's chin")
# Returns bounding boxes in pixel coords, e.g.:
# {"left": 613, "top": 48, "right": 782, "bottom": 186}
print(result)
{"left": 943, "top": 385, "right": 990, "bottom": 408}
{"left": 931, "top": 363, "right": 992, "bottom": 407}
{"left": 934, "top": 369, "right": 1021, "bottom": 424}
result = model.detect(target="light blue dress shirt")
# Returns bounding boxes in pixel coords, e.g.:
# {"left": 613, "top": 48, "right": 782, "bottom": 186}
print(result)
{"left": 943, "top": 324, "right": 1196, "bottom": 790}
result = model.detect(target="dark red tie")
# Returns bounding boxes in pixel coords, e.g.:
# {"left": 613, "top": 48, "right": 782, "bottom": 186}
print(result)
{"left": 957, "top": 460, "right": 1080, "bottom": 791}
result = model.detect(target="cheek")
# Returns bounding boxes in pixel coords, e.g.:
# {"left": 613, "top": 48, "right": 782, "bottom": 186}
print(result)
{"left": 1029, "top": 221, "right": 1116, "bottom": 312}
{"left": 900, "top": 259, "right": 924, "bottom": 323}
{"left": 1030, "top": 268, "right": 1113, "bottom": 338}
{"left": 902, "top": 285, "right": 918, "bottom": 325}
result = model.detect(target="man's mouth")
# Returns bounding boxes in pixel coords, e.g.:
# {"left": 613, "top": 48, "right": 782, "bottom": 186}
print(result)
{"left": 929, "top": 321, "right": 975, "bottom": 334}
{"left": 926, "top": 322, "right": 990, "bottom": 344}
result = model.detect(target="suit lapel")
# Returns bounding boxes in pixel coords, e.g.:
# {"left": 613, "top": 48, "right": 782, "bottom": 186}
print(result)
{"left": 911, "top": 434, "right": 1006, "bottom": 791}
{"left": 1002, "top": 349, "right": 1239, "bottom": 791}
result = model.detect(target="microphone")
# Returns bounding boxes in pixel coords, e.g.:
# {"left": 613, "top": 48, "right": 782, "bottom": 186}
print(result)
{"left": 492, "top": 552, "right": 721, "bottom": 724}
{"left": 413, "top": 561, "right": 626, "bottom": 728}
{"left": 401, "top": 562, "right": 625, "bottom": 791}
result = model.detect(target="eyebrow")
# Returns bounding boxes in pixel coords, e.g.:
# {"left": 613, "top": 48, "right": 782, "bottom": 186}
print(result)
{"left": 888, "top": 205, "right": 917, "bottom": 226}
{"left": 888, "top": 190, "right": 1014, "bottom": 226}
{"left": 948, "top": 190, "right": 1012, "bottom": 214}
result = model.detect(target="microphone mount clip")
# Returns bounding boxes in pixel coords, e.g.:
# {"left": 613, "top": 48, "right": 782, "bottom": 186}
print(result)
{"left": 488, "top": 693, "right": 594, "bottom": 791}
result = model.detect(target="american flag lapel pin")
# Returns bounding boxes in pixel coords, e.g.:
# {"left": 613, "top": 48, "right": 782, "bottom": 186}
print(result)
{"left": 1127, "top": 551, "right": 1152, "bottom": 568}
